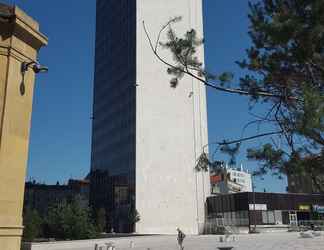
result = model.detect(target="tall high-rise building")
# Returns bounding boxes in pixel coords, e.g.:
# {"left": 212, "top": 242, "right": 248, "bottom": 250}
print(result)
{"left": 90, "top": 0, "right": 209, "bottom": 234}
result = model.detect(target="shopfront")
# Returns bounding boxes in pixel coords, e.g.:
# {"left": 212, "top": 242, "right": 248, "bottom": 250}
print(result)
{"left": 206, "top": 192, "right": 324, "bottom": 227}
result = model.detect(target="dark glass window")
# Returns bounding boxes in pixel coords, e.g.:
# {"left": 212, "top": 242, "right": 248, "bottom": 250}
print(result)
{"left": 90, "top": 0, "right": 136, "bottom": 233}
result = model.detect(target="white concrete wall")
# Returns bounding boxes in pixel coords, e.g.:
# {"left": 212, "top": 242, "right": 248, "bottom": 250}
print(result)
{"left": 135, "top": 0, "right": 210, "bottom": 234}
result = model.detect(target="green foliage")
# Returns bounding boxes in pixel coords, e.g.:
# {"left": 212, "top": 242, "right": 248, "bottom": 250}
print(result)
{"left": 158, "top": 0, "right": 324, "bottom": 190}
{"left": 220, "top": 143, "right": 241, "bottom": 166}
{"left": 44, "top": 197, "right": 99, "bottom": 240}
{"left": 158, "top": 17, "right": 228, "bottom": 88}
{"left": 247, "top": 144, "right": 286, "bottom": 177}
{"left": 239, "top": 0, "right": 324, "bottom": 189}
{"left": 128, "top": 209, "right": 140, "bottom": 224}
{"left": 159, "top": 18, "right": 204, "bottom": 88}
{"left": 23, "top": 198, "right": 99, "bottom": 241}
{"left": 96, "top": 207, "right": 107, "bottom": 233}
{"left": 23, "top": 207, "right": 43, "bottom": 242}
{"left": 195, "top": 152, "right": 211, "bottom": 172}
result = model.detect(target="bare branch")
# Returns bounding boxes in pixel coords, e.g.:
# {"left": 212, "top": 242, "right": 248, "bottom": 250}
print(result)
{"left": 155, "top": 17, "right": 180, "bottom": 53}
{"left": 241, "top": 119, "right": 267, "bottom": 139}
{"left": 218, "top": 131, "right": 284, "bottom": 146}
{"left": 205, "top": 130, "right": 284, "bottom": 152}
{"left": 143, "top": 21, "right": 183, "bottom": 76}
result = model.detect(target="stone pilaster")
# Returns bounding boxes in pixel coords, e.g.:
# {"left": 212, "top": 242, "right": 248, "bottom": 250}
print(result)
{"left": 0, "top": 4, "right": 47, "bottom": 250}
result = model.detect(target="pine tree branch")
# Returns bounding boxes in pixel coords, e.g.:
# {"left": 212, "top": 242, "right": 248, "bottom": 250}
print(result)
{"left": 142, "top": 21, "right": 298, "bottom": 101}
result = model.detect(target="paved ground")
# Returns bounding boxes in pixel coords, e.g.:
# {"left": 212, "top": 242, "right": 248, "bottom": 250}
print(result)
{"left": 28, "top": 232, "right": 324, "bottom": 250}
{"left": 103, "top": 232, "right": 324, "bottom": 250}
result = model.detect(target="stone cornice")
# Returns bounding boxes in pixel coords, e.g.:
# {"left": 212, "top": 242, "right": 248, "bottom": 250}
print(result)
{"left": 14, "top": 6, "right": 48, "bottom": 47}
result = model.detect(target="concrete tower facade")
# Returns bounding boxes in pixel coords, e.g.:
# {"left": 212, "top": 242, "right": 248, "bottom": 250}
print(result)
{"left": 91, "top": 0, "right": 209, "bottom": 234}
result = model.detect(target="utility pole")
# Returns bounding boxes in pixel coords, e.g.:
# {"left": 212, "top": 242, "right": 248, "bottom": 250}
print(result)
{"left": 252, "top": 182, "right": 257, "bottom": 232}
{"left": 249, "top": 176, "right": 257, "bottom": 233}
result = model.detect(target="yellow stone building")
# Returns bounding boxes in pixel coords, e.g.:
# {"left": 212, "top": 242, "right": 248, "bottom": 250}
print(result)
{"left": 0, "top": 4, "right": 47, "bottom": 250}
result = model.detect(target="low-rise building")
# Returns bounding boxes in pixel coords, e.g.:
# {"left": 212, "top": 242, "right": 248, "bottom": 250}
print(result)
{"left": 210, "top": 165, "right": 252, "bottom": 194}
{"left": 24, "top": 179, "right": 90, "bottom": 216}
{"left": 206, "top": 192, "right": 324, "bottom": 233}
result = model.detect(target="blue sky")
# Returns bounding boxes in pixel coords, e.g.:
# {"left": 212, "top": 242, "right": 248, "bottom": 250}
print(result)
{"left": 3, "top": 1, "right": 287, "bottom": 192}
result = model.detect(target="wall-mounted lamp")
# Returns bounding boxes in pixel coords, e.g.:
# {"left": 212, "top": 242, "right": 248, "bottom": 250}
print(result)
{"left": 21, "top": 61, "right": 48, "bottom": 74}
{"left": 20, "top": 61, "right": 48, "bottom": 96}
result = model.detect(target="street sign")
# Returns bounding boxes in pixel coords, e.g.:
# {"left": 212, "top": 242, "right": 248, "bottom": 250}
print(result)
{"left": 298, "top": 205, "right": 310, "bottom": 211}
{"left": 313, "top": 205, "right": 324, "bottom": 213}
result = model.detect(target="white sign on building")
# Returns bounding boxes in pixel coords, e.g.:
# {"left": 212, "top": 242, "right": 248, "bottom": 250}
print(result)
{"left": 249, "top": 204, "right": 268, "bottom": 211}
